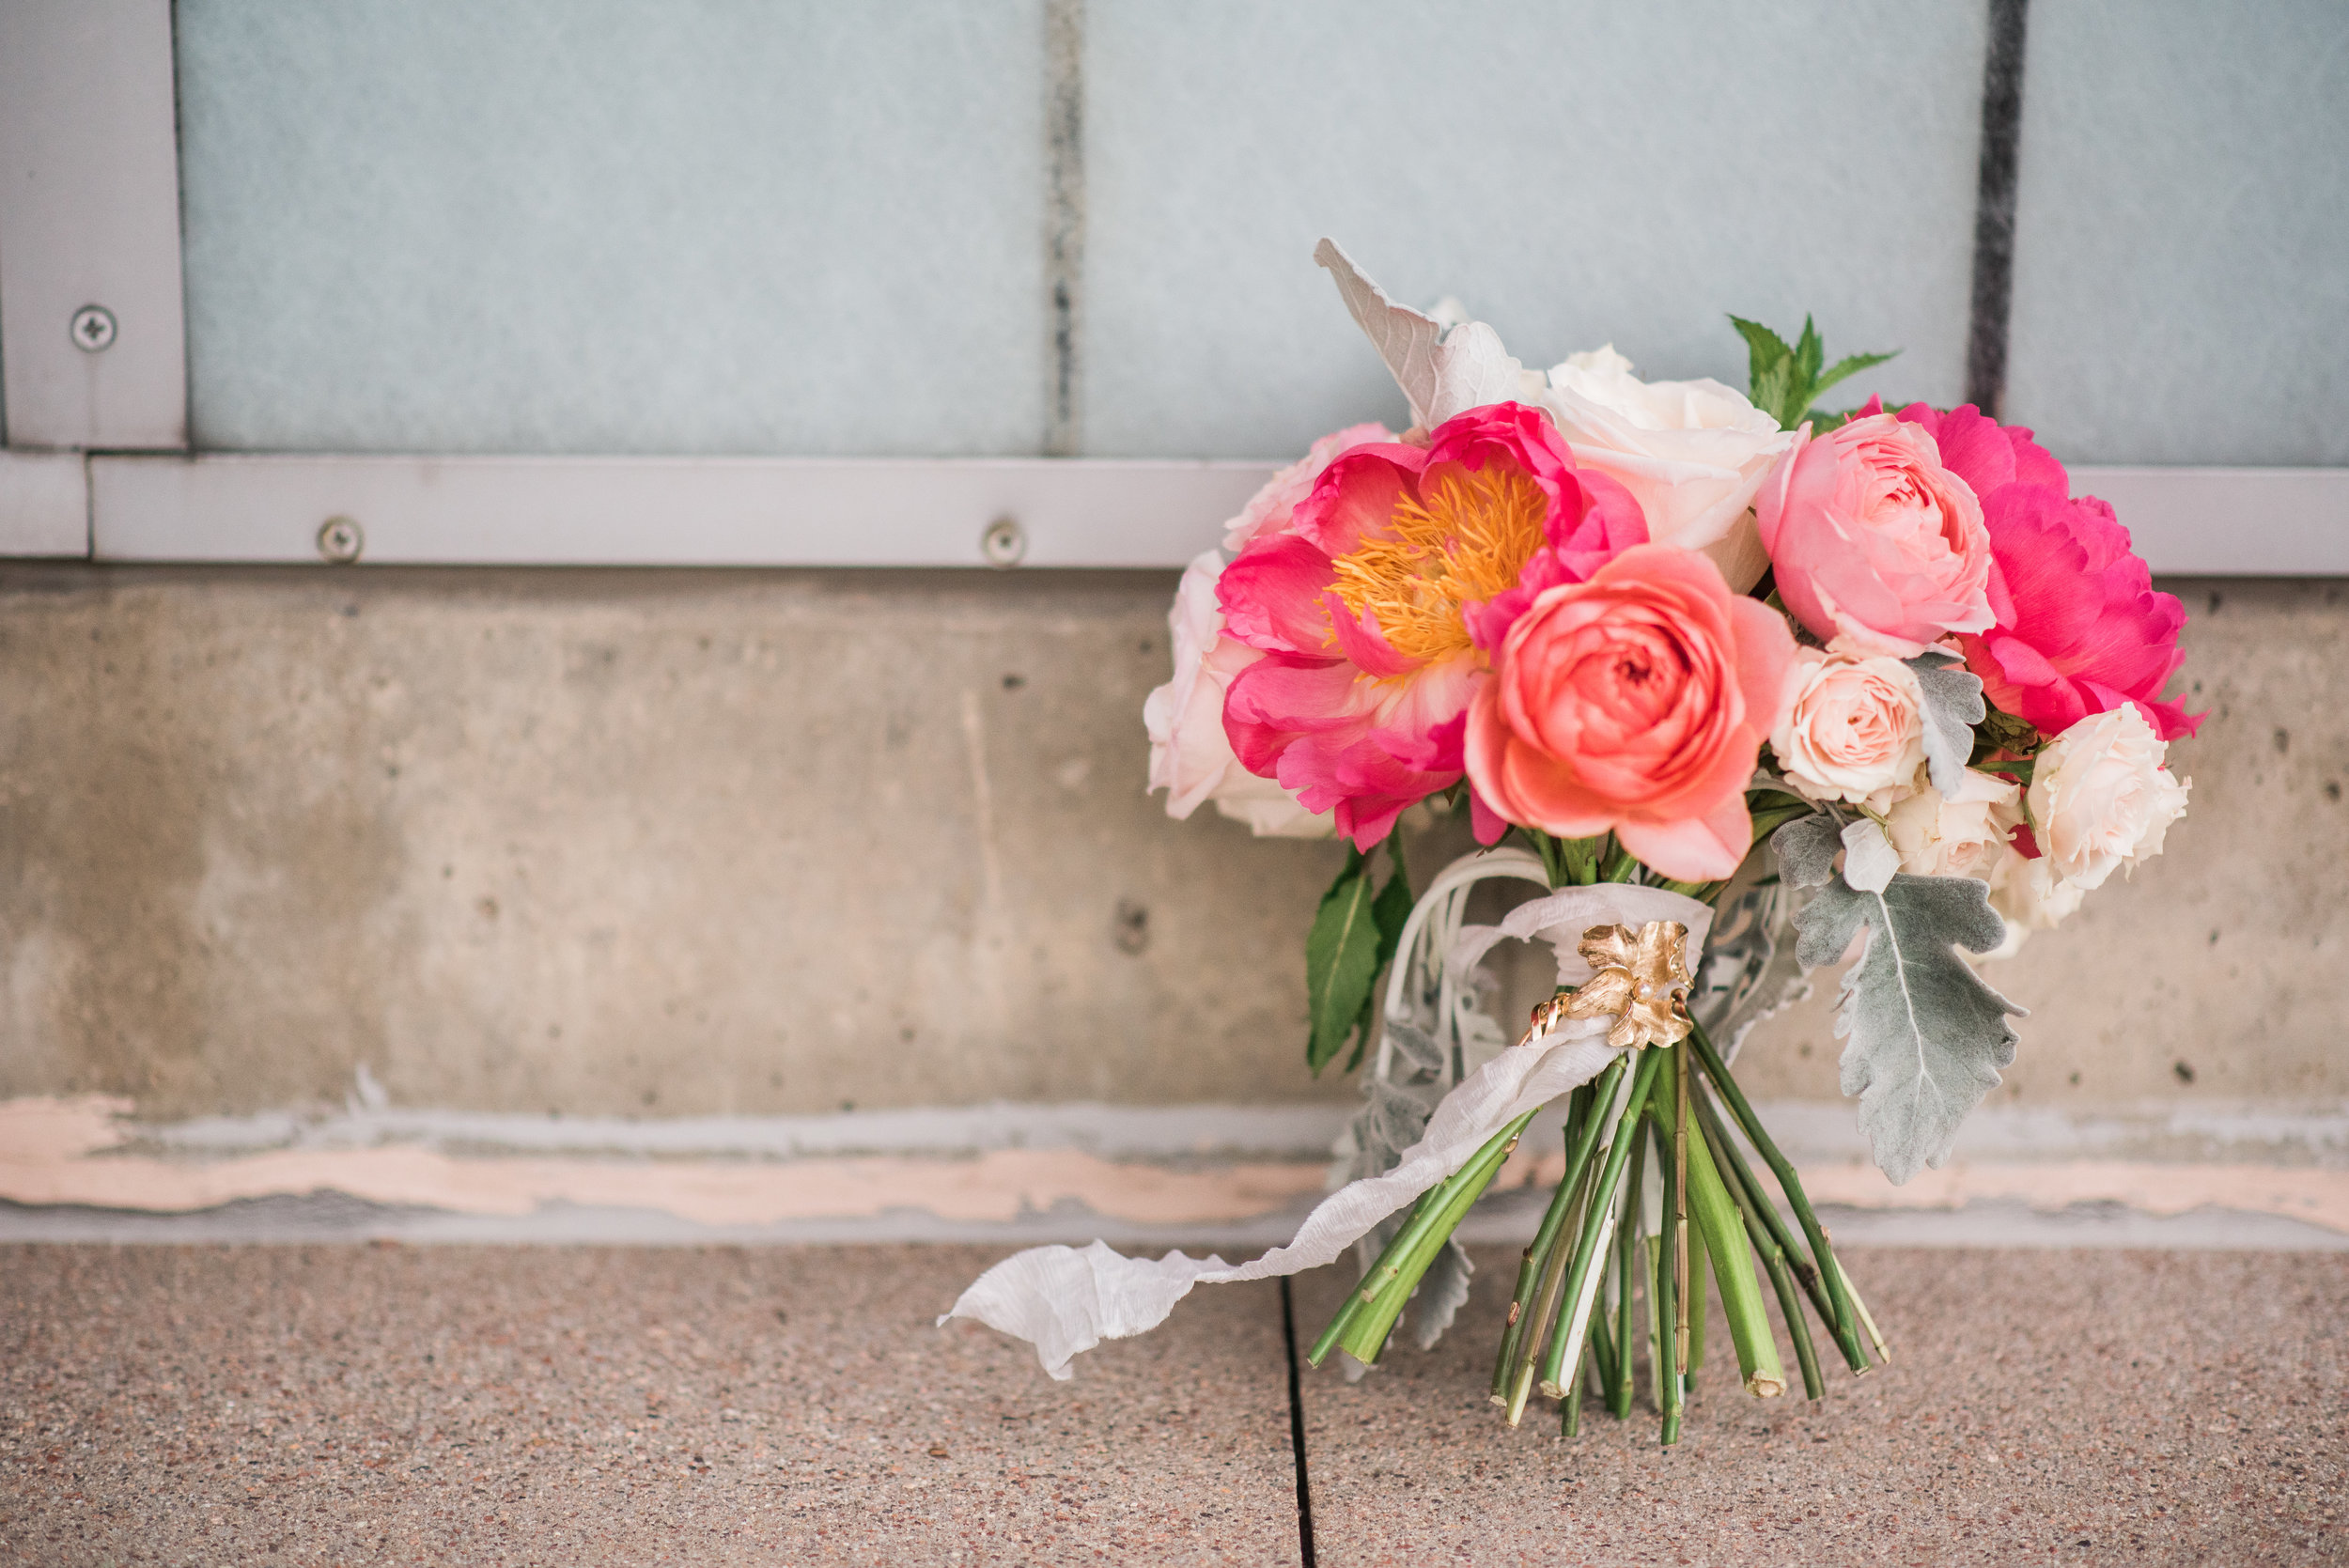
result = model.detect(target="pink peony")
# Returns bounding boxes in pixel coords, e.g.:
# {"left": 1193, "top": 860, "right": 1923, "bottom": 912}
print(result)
{"left": 1755, "top": 412, "right": 1997, "bottom": 658}
{"left": 1465, "top": 543, "right": 1797, "bottom": 883}
{"left": 1218, "top": 403, "right": 1646, "bottom": 849}
{"left": 1221, "top": 422, "right": 1396, "bottom": 554}
{"left": 1878, "top": 401, "right": 2201, "bottom": 742}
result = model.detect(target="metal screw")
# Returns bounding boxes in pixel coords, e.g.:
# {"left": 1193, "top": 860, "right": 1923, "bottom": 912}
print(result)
{"left": 980, "top": 516, "right": 1026, "bottom": 568}
{"left": 70, "top": 305, "right": 116, "bottom": 352}
{"left": 317, "top": 516, "right": 365, "bottom": 565}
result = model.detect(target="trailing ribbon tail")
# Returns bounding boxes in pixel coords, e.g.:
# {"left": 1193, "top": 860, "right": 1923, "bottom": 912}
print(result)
{"left": 941, "top": 879, "right": 1715, "bottom": 1380}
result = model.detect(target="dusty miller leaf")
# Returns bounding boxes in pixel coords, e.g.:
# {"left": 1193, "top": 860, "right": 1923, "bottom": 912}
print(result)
{"left": 1797, "top": 873, "right": 2026, "bottom": 1184}
{"left": 1841, "top": 817, "right": 1899, "bottom": 893}
{"left": 1907, "top": 650, "right": 1987, "bottom": 796}
{"left": 1315, "top": 239, "right": 1527, "bottom": 428}
{"left": 1771, "top": 812, "right": 1843, "bottom": 890}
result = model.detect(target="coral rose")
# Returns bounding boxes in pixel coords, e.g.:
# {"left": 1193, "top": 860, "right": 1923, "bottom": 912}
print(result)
{"left": 2026, "top": 705, "right": 2191, "bottom": 892}
{"left": 1879, "top": 401, "right": 2201, "bottom": 742}
{"left": 1769, "top": 647, "right": 1927, "bottom": 813}
{"left": 1143, "top": 551, "right": 1332, "bottom": 838}
{"left": 1465, "top": 542, "right": 1797, "bottom": 882}
{"left": 1218, "top": 403, "right": 1645, "bottom": 849}
{"left": 1756, "top": 412, "right": 1996, "bottom": 658}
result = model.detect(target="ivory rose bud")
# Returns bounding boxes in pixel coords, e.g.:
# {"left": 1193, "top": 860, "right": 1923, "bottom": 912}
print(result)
{"left": 1756, "top": 412, "right": 1997, "bottom": 657}
{"left": 1885, "top": 767, "right": 2022, "bottom": 880}
{"left": 1769, "top": 646, "right": 1927, "bottom": 812}
{"left": 1143, "top": 551, "right": 1332, "bottom": 838}
{"left": 1539, "top": 347, "right": 1793, "bottom": 591}
{"left": 1465, "top": 542, "right": 1796, "bottom": 883}
{"left": 2026, "top": 706, "right": 2191, "bottom": 892}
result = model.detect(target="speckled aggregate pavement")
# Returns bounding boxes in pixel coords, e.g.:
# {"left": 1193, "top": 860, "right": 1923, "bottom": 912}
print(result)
{"left": 0, "top": 1245, "right": 1300, "bottom": 1567}
{"left": 1295, "top": 1247, "right": 2348, "bottom": 1566}
{"left": 2, "top": 1245, "right": 2343, "bottom": 1566}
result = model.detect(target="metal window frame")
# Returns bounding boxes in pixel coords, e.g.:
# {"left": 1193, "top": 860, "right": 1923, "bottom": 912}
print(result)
{"left": 2, "top": 0, "right": 2345, "bottom": 573}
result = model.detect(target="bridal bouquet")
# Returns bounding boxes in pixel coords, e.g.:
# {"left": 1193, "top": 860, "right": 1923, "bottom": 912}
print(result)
{"left": 948, "top": 241, "right": 2196, "bottom": 1446}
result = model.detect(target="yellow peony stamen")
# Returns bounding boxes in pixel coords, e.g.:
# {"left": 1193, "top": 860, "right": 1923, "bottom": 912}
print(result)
{"left": 1325, "top": 461, "right": 1549, "bottom": 671}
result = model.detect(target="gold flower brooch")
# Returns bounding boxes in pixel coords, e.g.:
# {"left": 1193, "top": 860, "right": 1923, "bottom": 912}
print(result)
{"left": 1535, "top": 920, "right": 1696, "bottom": 1052}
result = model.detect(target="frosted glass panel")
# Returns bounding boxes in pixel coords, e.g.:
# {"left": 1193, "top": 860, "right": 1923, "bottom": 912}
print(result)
{"left": 1081, "top": 0, "right": 1987, "bottom": 459}
{"left": 176, "top": 1, "right": 1049, "bottom": 457}
{"left": 2005, "top": 0, "right": 2349, "bottom": 465}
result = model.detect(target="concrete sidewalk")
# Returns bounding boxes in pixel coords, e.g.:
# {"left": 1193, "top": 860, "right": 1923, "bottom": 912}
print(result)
{"left": 4, "top": 1244, "right": 2344, "bottom": 1566}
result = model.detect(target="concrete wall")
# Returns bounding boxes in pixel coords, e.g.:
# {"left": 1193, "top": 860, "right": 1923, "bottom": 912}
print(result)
{"left": 2, "top": 566, "right": 2342, "bottom": 1122}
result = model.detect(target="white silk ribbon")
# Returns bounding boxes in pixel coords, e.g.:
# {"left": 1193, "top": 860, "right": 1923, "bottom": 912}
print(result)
{"left": 941, "top": 883, "right": 1713, "bottom": 1379}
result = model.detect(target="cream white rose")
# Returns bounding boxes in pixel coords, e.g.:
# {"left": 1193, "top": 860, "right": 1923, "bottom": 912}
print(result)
{"left": 1143, "top": 551, "right": 1333, "bottom": 838}
{"left": 2027, "top": 706, "right": 2191, "bottom": 891}
{"left": 1769, "top": 647, "right": 1927, "bottom": 813}
{"left": 1885, "top": 766, "right": 2022, "bottom": 879}
{"left": 1986, "top": 846, "right": 2086, "bottom": 937}
{"left": 1538, "top": 346, "right": 1794, "bottom": 590}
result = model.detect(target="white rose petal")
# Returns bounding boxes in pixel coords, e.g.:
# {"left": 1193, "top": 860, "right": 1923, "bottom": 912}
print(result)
{"left": 1988, "top": 846, "right": 2086, "bottom": 934}
{"left": 1538, "top": 346, "right": 1795, "bottom": 589}
{"left": 1143, "top": 551, "right": 1334, "bottom": 839}
{"left": 2026, "top": 706, "right": 2191, "bottom": 892}
{"left": 1885, "top": 767, "right": 2022, "bottom": 881}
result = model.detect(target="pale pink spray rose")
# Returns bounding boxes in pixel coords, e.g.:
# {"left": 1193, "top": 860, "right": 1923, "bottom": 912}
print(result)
{"left": 1538, "top": 347, "right": 1794, "bottom": 592}
{"left": 1884, "top": 767, "right": 2022, "bottom": 880}
{"left": 1756, "top": 412, "right": 1997, "bottom": 658}
{"left": 1143, "top": 551, "right": 1332, "bottom": 838}
{"left": 2025, "top": 705, "right": 2190, "bottom": 892}
{"left": 1768, "top": 646, "right": 1927, "bottom": 813}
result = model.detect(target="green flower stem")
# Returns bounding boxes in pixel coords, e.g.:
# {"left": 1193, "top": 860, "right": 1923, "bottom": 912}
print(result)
{"left": 1688, "top": 1021, "right": 1868, "bottom": 1373}
{"left": 1686, "top": 1194, "right": 1709, "bottom": 1378}
{"left": 1585, "top": 1279, "right": 1618, "bottom": 1396}
{"left": 1559, "top": 834, "right": 1602, "bottom": 886}
{"left": 1505, "top": 1067, "right": 1635, "bottom": 1425}
{"left": 1833, "top": 1250, "right": 1890, "bottom": 1364}
{"left": 1600, "top": 836, "right": 1641, "bottom": 882}
{"left": 1325, "top": 1110, "right": 1539, "bottom": 1367}
{"left": 1491, "top": 1065, "right": 1621, "bottom": 1401}
{"left": 1534, "top": 1049, "right": 1664, "bottom": 1396}
{"left": 1672, "top": 1092, "right": 1785, "bottom": 1398}
{"left": 1609, "top": 1120, "right": 1645, "bottom": 1420}
{"left": 1656, "top": 1130, "right": 1683, "bottom": 1444}
{"left": 1691, "top": 1079, "right": 1842, "bottom": 1334}
{"left": 1694, "top": 1094, "right": 1824, "bottom": 1400}
{"left": 1501, "top": 1149, "right": 1589, "bottom": 1425}
{"left": 1308, "top": 1184, "right": 1435, "bottom": 1364}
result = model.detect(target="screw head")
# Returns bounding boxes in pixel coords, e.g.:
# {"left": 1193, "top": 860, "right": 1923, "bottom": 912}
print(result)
{"left": 70, "top": 305, "right": 117, "bottom": 352}
{"left": 980, "top": 516, "right": 1026, "bottom": 568}
{"left": 317, "top": 516, "right": 365, "bottom": 565}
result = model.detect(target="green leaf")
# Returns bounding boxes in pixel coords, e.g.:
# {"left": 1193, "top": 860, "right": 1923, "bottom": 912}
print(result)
{"left": 1727, "top": 315, "right": 1794, "bottom": 401}
{"left": 1341, "top": 846, "right": 1419, "bottom": 1072}
{"left": 1305, "top": 850, "right": 1383, "bottom": 1073}
{"left": 1812, "top": 349, "right": 1898, "bottom": 400}
{"left": 1796, "top": 872, "right": 2026, "bottom": 1184}
{"left": 1750, "top": 361, "right": 1795, "bottom": 429}
{"left": 1794, "top": 316, "right": 1825, "bottom": 384}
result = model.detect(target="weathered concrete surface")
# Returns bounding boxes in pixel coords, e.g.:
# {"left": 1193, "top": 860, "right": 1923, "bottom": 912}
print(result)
{"left": 0, "top": 567, "right": 2341, "bottom": 1122}
{"left": 0, "top": 1244, "right": 1303, "bottom": 1566}
{"left": 1296, "top": 1245, "right": 2349, "bottom": 1566}
{"left": 0, "top": 565, "right": 1364, "bottom": 1118}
